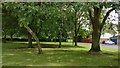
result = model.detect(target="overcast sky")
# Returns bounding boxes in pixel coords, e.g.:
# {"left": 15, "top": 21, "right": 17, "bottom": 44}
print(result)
{"left": 108, "top": 10, "right": 118, "bottom": 24}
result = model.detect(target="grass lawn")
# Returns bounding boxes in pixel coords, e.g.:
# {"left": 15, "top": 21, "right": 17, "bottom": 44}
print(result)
{"left": 2, "top": 41, "right": 118, "bottom": 66}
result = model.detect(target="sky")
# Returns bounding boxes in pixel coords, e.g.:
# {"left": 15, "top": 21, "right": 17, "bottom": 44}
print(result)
{"left": 108, "top": 10, "right": 118, "bottom": 24}
{"left": 101, "top": 9, "right": 119, "bottom": 38}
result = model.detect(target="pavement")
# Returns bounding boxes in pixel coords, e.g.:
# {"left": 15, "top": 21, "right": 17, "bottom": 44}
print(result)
{"left": 78, "top": 42, "right": 119, "bottom": 50}
{"left": 100, "top": 44, "right": 119, "bottom": 50}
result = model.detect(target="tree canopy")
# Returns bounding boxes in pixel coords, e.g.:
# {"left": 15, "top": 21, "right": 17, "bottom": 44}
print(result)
{"left": 2, "top": 2, "right": 119, "bottom": 54}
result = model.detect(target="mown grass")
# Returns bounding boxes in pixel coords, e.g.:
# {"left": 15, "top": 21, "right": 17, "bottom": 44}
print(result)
{"left": 2, "top": 41, "right": 118, "bottom": 66}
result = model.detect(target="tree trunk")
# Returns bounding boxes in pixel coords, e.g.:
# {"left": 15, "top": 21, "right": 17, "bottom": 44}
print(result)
{"left": 28, "top": 33, "right": 33, "bottom": 48}
{"left": 74, "top": 11, "right": 77, "bottom": 46}
{"left": 118, "top": 13, "right": 120, "bottom": 46}
{"left": 89, "top": 29, "right": 101, "bottom": 52}
{"left": 10, "top": 34, "right": 13, "bottom": 41}
{"left": 88, "top": 7, "right": 102, "bottom": 53}
{"left": 24, "top": 25, "right": 43, "bottom": 54}
{"left": 58, "top": 34, "right": 62, "bottom": 48}
{"left": 88, "top": 6, "right": 115, "bottom": 53}
{"left": 118, "top": 35, "right": 120, "bottom": 46}
{"left": 74, "top": 30, "right": 77, "bottom": 46}
{"left": 59, "top": 39, "right": 61, "bottom": 48}
{"left": 3, "top": 32, "right": 6, "bottom": 43}
{"left": 89, "top": 18, "right": 101, "bottom": 52}
{"left": 118, "top": 21, "right": 120, "bottom": 46}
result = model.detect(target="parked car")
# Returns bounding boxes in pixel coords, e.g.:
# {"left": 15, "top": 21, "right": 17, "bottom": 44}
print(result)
{"left": 110, "top": 36, "right": 118, "bottom": 44}
{"left": 103, "top": 40, "right": 115, "bottom": 45}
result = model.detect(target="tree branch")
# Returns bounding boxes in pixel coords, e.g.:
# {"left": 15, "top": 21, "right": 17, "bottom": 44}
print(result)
{"left": 88, "top": 9, "right": 93, "bottom": 24}
{"left": 77, "top": 18, "right": 85, "bottom": 33}
{"left": 77, "top": 22, "right": 82, "bottom": 33}
{"left": 94, "top": 6, "right": 103, "bottom": 20}
{"left": 100, "top": 8, "right": 115, "bottom": 30}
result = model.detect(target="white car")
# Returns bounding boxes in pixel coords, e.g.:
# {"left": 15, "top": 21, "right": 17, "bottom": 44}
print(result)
{"left": 105, "top": 40, "right": 115, "bottom": 45}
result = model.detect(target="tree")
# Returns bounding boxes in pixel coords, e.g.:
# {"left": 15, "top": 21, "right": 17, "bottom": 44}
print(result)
{"left": 116, "top": 1, "right": 120, "bottom": 46}
{"left": 87, "top": 2, "right": 117, "bottom": 53}
{"left": 2, "top": 3, "right": 43, "bottom": 54}
{"left": 2, "top": 6, "right": 19, "bottom": 42}
{"left": 41, "top": 3, "right": 69, "bottom": 47}
{"left": 67, "top": 3, "right": 88, "bottom": 46}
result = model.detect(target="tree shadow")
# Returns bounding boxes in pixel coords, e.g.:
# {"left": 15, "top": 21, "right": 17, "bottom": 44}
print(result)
{"left": 61, "top": 45, "right": 85, "bottom": 48}
{"left": 103, "top": 53, "right": 114, "bottom": 55}
{"left": 25, "top": 44, "right": 85, "bottom": 48}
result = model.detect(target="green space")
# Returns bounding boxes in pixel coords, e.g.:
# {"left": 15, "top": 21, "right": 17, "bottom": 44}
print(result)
{"left": 2, "top": 42, "right": 118, "bottom": 66}
{"left": 2, "top": 2, "right": 120, "bottom": 67}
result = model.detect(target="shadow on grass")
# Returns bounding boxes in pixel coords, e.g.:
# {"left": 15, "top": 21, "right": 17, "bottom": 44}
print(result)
{"left": 1, "top": 66, "right": 119, "bottom": 68}
{"left": 61, "top": 45, "right": 85, "bottom": 48}
{"left": 5, "top": 42, "right": 85, "bottom": 49}
{"left": 3, "top": 42, "right": 117, "bottom": 56}
{"left": 3, "top": 42, "right": 118, "bottom": 66}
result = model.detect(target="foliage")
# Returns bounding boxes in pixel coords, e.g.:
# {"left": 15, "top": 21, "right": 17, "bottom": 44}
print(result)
{"left": 2, "top": 6, "right": 19, "bottom": 38}
{"left": 2, "top": 2, "right": 92, "bottom": 40}
{"left": 2, "top": 2, "right": 119, "bottom": 53}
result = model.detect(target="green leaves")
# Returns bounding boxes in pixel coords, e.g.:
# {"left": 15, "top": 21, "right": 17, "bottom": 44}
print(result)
{"left": 2, "top": 2, "right": 117, "bottom": 40}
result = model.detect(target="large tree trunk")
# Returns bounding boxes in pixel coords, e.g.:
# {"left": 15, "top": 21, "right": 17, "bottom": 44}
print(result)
{"left": 88, "top": 5, "right": 115, "bottom": 53}
{"left": 89, "top": 7, "right": 101, "bottom": 52}
{"left": 24, "top": 25, "right": 43, "bottom": 54}
{"left": 88, "top": 7, "right": 103, "bottom": 53}
{"left": 89, "top": 19, "right": 101, "bottom": 52}
{"left": 89, "top": 29, "right": 101, "bottom": 52}
{"left": 28, "top": 33, "right": 33, "bottom": 48}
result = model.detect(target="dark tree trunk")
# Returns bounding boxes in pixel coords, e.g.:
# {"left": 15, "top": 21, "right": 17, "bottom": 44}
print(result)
{"left": 28, "top": 33, "right": 33, "bottom": 48}
{"left": 58, "top": 33, "right": 62, "bottom": 48}
{"left": 88, "top": 6, "right": 115, "bottom": 53}
{"left": 3, "top": 32, "right": 6, "bottom": 43}
{"left": 88, "top": 6, "right": 103, "bottom": 53}
{"left": 10, "top": 34, "right": 13, "bottom": 41}
{"left": 36, "top": 32, "right": 39, "bottom": 39}
{"left": 24, "top": 26, "right": 43, "bottom": 54}
{"left": 74, "top": 30, "right": 77, "bottom": 46}
{"left": 59, "top": 39, "right": 61, "bottom": 48}
{"left": 89, "top": 7, "right": 101, "bottom": 53}
{"left": 58, "top": 29, "right": 62, "bottom": 48}
{"left": 89, "top": 19, "right": 101, "bottom": 52}
{"left": 89, "top": 29, "right": 101, "bottom": 52}
{"left": 74, "top": 11, "right": 77, "bottom": 46}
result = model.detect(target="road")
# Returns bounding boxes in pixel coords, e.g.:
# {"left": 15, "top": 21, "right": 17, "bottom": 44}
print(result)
{"left": 78, "top": 43, "right": 119, "bottom": 50}
{"left": 100, "top": 44, "right": 119, "bottom": 50}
